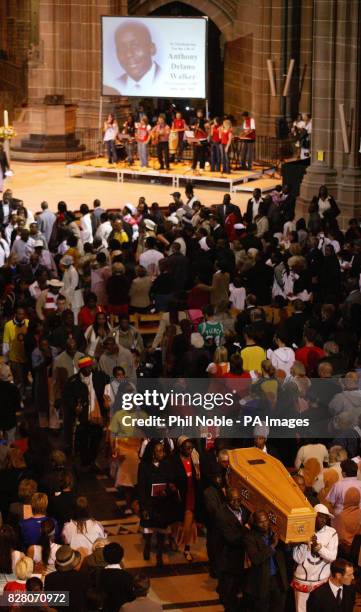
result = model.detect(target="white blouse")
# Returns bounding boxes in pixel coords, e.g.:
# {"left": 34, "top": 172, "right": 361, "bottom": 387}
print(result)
{"left": 62, "top": 519, "right": 105, "bottom": 554}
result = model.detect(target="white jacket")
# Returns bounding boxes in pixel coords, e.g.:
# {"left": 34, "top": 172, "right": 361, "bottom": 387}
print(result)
{"left": 267, "top": 346, "right": 295, "bottom": 376}
{"left": 293, "top": 525, "right": 338, "bottom": 585}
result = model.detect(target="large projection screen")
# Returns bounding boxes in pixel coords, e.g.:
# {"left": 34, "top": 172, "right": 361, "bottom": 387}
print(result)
{"left": 101, "top": 16, "right": 207, "bottom": 99}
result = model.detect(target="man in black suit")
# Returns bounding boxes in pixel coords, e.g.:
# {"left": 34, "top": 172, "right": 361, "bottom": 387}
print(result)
{"left": 245, "top": 188, "right": 263, "bottom": 224}
{"left": 217, "top": 193, "right": 235, "bottom": 226}
{"left": 209, "top": 215, "right": 228, "bottom": 243}
{"left": 63, "top": 356, "right": 109, "bottom": 467}
{"left": 307, "top": 558, "right": 355, "bottom": 612}
{"left": 215, "top": 488, "right": 248, "bottom": 611}
{"left": 204, "top": 464, "right": 227, "bottom": 578}
{"left": 44, "top": 545, "right": 90, "bottom": 612}
{"left": 104, "top": 20, "right": 161, "bottom": 95}
{"left": 0, "top": 188, "right": 21, "bottom": 228}
{"left": 99, "top": 543, "right": 134, "bottom": 611}
{"left": 243, "top": 510, "right": 288, "bottom": 611}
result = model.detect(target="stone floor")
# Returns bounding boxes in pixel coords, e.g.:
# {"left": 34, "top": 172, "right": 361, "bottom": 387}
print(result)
{"left": 5, "top": 159, "right": 268, "bottom": 215}
{"left": 79, "top": 470, "right": 222, "bottom": 611}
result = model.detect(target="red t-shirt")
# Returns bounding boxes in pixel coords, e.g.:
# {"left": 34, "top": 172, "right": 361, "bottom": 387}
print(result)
{"left": 221, "top": 129, "right": 232, "bottom": 145}
{"left": 137, "top": 125, "right": 150, "bottom": 142}
{"left": 211, "top": 126, "right": 221, "bottom": 143}
{"left": 78, "top": 306, "right": 103, "bottom": 331}
{"left": 4, "top": 581, "right": 26, "bottom": 592}
{"left": 295, "top": 345, "right": 325, "bottom": 376}
{"left": 173, "top": 118, "right": 185, "bottom": 130}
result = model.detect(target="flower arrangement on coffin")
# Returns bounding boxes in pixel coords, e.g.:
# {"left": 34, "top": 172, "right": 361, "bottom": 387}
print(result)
{"left": 0, "top": 125, "right": 16, "bottom": 140}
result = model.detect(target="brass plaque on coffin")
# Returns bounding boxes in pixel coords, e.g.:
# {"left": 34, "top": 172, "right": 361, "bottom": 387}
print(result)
{"left": 228, "top": 448, "right": 316, "bottom": 543}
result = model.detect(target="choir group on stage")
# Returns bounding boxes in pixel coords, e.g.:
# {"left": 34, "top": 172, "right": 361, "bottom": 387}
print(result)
{"left": 103, "top": 108, "right": 256, "bottom": 174}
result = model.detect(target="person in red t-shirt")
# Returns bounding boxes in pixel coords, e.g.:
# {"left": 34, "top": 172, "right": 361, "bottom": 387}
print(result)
{"left": 171, "top": 112, "right": 188, "bottom": 162}
{"left": 77, "top": 292, "right": 103, "bottom": 331}
{"left": 295, "top": 328, "right": 325, "bottom": 376}
{"left": 210, "top": 117, "right": 221, "bottom": 172}
{"left": 219, "top": 119, "right": 233, "bottom": 174}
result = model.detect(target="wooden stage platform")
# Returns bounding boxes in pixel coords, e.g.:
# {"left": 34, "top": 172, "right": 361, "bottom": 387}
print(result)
{"left": 67, "top": 157, "right": 274, "bottom": 193}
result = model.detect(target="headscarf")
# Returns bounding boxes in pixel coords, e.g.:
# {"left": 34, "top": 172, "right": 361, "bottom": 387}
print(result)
{"left": 332, "top": 487, "right": 361, "bottom": 547}
{"left": 177, "top": 435, "right": 200, "bottom": 479}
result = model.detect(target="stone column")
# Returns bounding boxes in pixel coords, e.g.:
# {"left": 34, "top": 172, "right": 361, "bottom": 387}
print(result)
{"left": 335, "top": 0, "right": 361, "bottom": 221}
{"left": 298, "top": 0, "right": 339, "bottom": 214}
{"left": 298, "top": 0, "right": 361, "bottom": 223}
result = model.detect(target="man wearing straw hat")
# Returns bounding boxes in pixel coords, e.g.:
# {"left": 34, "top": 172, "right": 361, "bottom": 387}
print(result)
{"left": 44, "top": 545, "right": 88, "bottom": 611}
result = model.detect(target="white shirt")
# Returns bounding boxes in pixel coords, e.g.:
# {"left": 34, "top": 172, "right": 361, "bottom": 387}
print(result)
{"left": 2, "top": 202, "right": 9, "bottom": 224}
{"left": 0, "top": 243, "right": 6, "bottom": 266}
{"left": 328, "top": 579, "right": 342, "bottom": 600}
{"left": 243, "top": 118, "right": 256, "bottom": 130}
{"left": 29, "top": 280, "right": 43, "bottom": 300}
{"left": 62, "top": 519, "right": 105, "bottom": 555}
{"left": 80, "top": 213, "right": 93, "bottom": 244}
{"left": 250, "top": 197, "right": 262, "bottom": 220}
{"left": 229, "top": 284, "right": 246, "bottom": 311}
{"left": 111, "top": 62, "right": 158, "bottom": 96}
{"left": 139, "top": 249, "right": 164, "bottom": 276}
{"left": 4, "top": 223, "right": 16, "bottom": 244}
{"left": 95, "top": 221, "right": 113, "bottom": 247}
{"left": 104, "top": 125, "right": 117, "bottom": 142}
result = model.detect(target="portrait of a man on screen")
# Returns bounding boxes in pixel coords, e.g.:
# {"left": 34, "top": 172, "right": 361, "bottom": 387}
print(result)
{"left": 103, "top": 20, "right": 161, "bottom": 96}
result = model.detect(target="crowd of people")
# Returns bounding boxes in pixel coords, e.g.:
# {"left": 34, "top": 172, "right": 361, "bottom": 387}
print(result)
{"left": 0, "top": 179, "right": 361, "bottom": 611}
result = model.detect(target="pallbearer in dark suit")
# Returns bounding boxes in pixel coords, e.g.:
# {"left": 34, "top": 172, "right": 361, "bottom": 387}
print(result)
{"left": 215, "top": 488, "right": 249, "bottom": 611}
{"left": 307, "top": 558, "right": 355, "bottom": 612}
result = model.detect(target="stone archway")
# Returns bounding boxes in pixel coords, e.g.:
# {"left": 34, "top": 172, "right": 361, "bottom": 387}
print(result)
{"left": 128, "top": 0, "right": 235, "bottom": 41}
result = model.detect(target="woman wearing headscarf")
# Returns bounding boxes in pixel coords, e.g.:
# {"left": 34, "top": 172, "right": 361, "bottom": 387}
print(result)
{"left": 332, "top": 488, "right": 361, "bottom": 558}
{"left": 167, "top": 436, "right": 201, "bottom": 562}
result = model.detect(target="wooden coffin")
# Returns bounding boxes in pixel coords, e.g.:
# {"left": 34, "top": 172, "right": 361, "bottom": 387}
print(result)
{"left": 228, "top": 448, "right": 316, "bottom": 543}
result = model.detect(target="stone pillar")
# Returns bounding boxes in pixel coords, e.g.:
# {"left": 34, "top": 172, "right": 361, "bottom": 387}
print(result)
{"left": 298, "top": 0, "right": 361, "bottom": 224}
{"left": 335, "top": 0, "right": 361, "bottom": 221}
{"left": 298, "top": 0, "right": 313, "bottom": 115}
{"left": 27, "top": 0, "right": 121, "bottom": 126}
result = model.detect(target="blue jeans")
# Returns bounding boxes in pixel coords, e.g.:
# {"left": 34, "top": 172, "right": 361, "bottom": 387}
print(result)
{"left": 137, "top": 141, "right": 148, "bottom": 167}
{"left": 210, "top": 142, "right": 221, "bottom": 171}
{"left": 106, "top": 139, "right": 117, "bottom": 163}
{"left": 126, "top": 140, "right": 137, "bottom": 164}
{"left": 220, "top": 144, "right": 230, "bottom": 173}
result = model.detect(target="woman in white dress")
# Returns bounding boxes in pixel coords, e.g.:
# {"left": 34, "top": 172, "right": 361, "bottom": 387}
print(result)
{"left": 27, "top": 518, "right": 60, "bottom": 575}
{"left": 62, "top": 496, "right": 105, "bottom": 556}
{"left": 79, "top": 203, "right": 93, "bottom": 245}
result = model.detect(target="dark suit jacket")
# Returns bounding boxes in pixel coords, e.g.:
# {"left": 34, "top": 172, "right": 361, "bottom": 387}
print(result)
{"left": 103, "top": 62, "right": 161, "bottom": 95}
{"left": 99, "top": 568, "right": 134, "bottom": 612}
{"left": 166, "top": 452, "right": 203, "bottom": 521}
{"left": 215, "top": 504, "right": 248, "bottom": 574}
{"left": 243, "top": 528, "right": 288, "bottom": 597}
{"left": 211, "top": 225, "right": 228, "bottom": 243}
{"left": 217, "top": 203, "right": 235, "bottom": 226}
{"left": 44, "top": 569, "right": 90, "bottom": 612}
{"left": 307, "top": 582, "right": 355, "bottom": 612}
{"left": 0, "top": 193, "right": 19, "bottom": 227}
{"left": 245, "top": 198, "right": 264, "bottom": 224}
{"left": 63, "top": 370, "right": 109, "bottom": 422}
